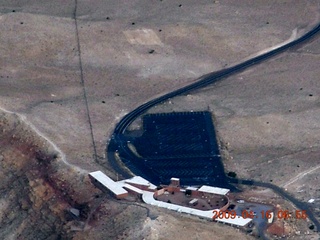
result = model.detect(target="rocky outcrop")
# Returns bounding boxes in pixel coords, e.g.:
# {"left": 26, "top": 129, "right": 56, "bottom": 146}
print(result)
{"left": 0, "top": 111, "right": 98, "bottom": 239}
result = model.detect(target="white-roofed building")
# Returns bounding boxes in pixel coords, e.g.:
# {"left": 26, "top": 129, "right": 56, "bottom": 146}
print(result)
{"left": 171, "top": 177, "right": 180, "bottom": 181}
{"left": 170, "top": 177, "right": 180, "bottom": 186}
{"left": 198, "top": 185, "right": 230, "bottom": 196}
{"left": 186, "top": 186, "right": 198, "bottom": 191}
{"left": 89, "top": 171, "right": 128, "bottom": 199}
{"left": 124, "top": 176, "right": 157, "bottom": 191}
{"left": 88, "top": 171, "right": 252, "bottom": 227}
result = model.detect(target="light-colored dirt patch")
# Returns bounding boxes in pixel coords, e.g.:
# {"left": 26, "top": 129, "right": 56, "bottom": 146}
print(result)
{"left": 124, "top": 29, "right": 163, "bottom": 45}
{"left": 140, "top": 214, "right": 254, "bottom": 240}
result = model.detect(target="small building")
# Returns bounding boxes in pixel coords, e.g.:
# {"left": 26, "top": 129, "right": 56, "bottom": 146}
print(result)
{"left": 185, "top": 186, "right": 198, "bottom": 196}
{"left": 198, "top": 185, "right": 230, "bottom": 196}
{"left": 186, "top": 186, "right": 198, "bottom": 191}
{"left": 89, "top": 171, "right": 128, "bottom": 199}
{"left": 170, "top": 177, "right": 180, "bottom": 186}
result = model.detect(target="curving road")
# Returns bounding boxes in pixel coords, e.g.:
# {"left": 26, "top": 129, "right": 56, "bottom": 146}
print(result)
{"left": 113, "top": 23, "right": 320, "bottom": 135}
{"left": 227, "top": 177, "right": 320, "bottom": 232}
{"left": 107, "top": 22, "right": 320, "bottom": 232}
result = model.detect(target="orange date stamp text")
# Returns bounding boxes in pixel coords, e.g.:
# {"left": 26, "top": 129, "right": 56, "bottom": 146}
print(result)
{"left": 212, "top": 209, "right": 308, "bottom": 220}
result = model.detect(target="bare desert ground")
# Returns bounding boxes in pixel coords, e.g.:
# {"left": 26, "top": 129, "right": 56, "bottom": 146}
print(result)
{"left": 0, "top": 0, "right": 319, "bottom": 239}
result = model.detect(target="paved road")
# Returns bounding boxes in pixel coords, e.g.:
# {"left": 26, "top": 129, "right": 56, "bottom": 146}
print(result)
{"left": 227, "top": 177, "right": 320, "bottom": 231}
{"left": 107, "top": 22, "right": 320, "bottom": 232}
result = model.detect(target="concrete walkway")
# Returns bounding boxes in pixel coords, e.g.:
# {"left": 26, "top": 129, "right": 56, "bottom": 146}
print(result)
{"left": 142, "top": 191, "right": 252, "bottom": 227}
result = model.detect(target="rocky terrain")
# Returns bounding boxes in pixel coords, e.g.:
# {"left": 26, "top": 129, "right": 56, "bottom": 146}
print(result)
{"left": 0, "top": 110, "right": 94, "bottom": 238}
{"left": 0, "top": 110, "right": 255, "bottom": 239}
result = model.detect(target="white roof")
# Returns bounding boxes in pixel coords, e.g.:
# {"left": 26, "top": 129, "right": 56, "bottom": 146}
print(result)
{"left": 89, "top": 171, "right": 128, "bottom": 196}
{"left": 125, "top": 176, "right": 157, "bottom": 190}
{"left": 198, "top": 185, "right": 230, "bottom": 195}
{"left": 123, "top": 184, "right": 143, "bottom": 195}
{"left": 171, "top": 177, "right": 180, "bottom": 181}
{"left": 142, "top": 191, "right": 251, "bottom": 226}
{"left": 186, "top": 186, "right": 198, "bottom": 191}
{"left": 189, "top": 199, "right": 198, "bottom": 204}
